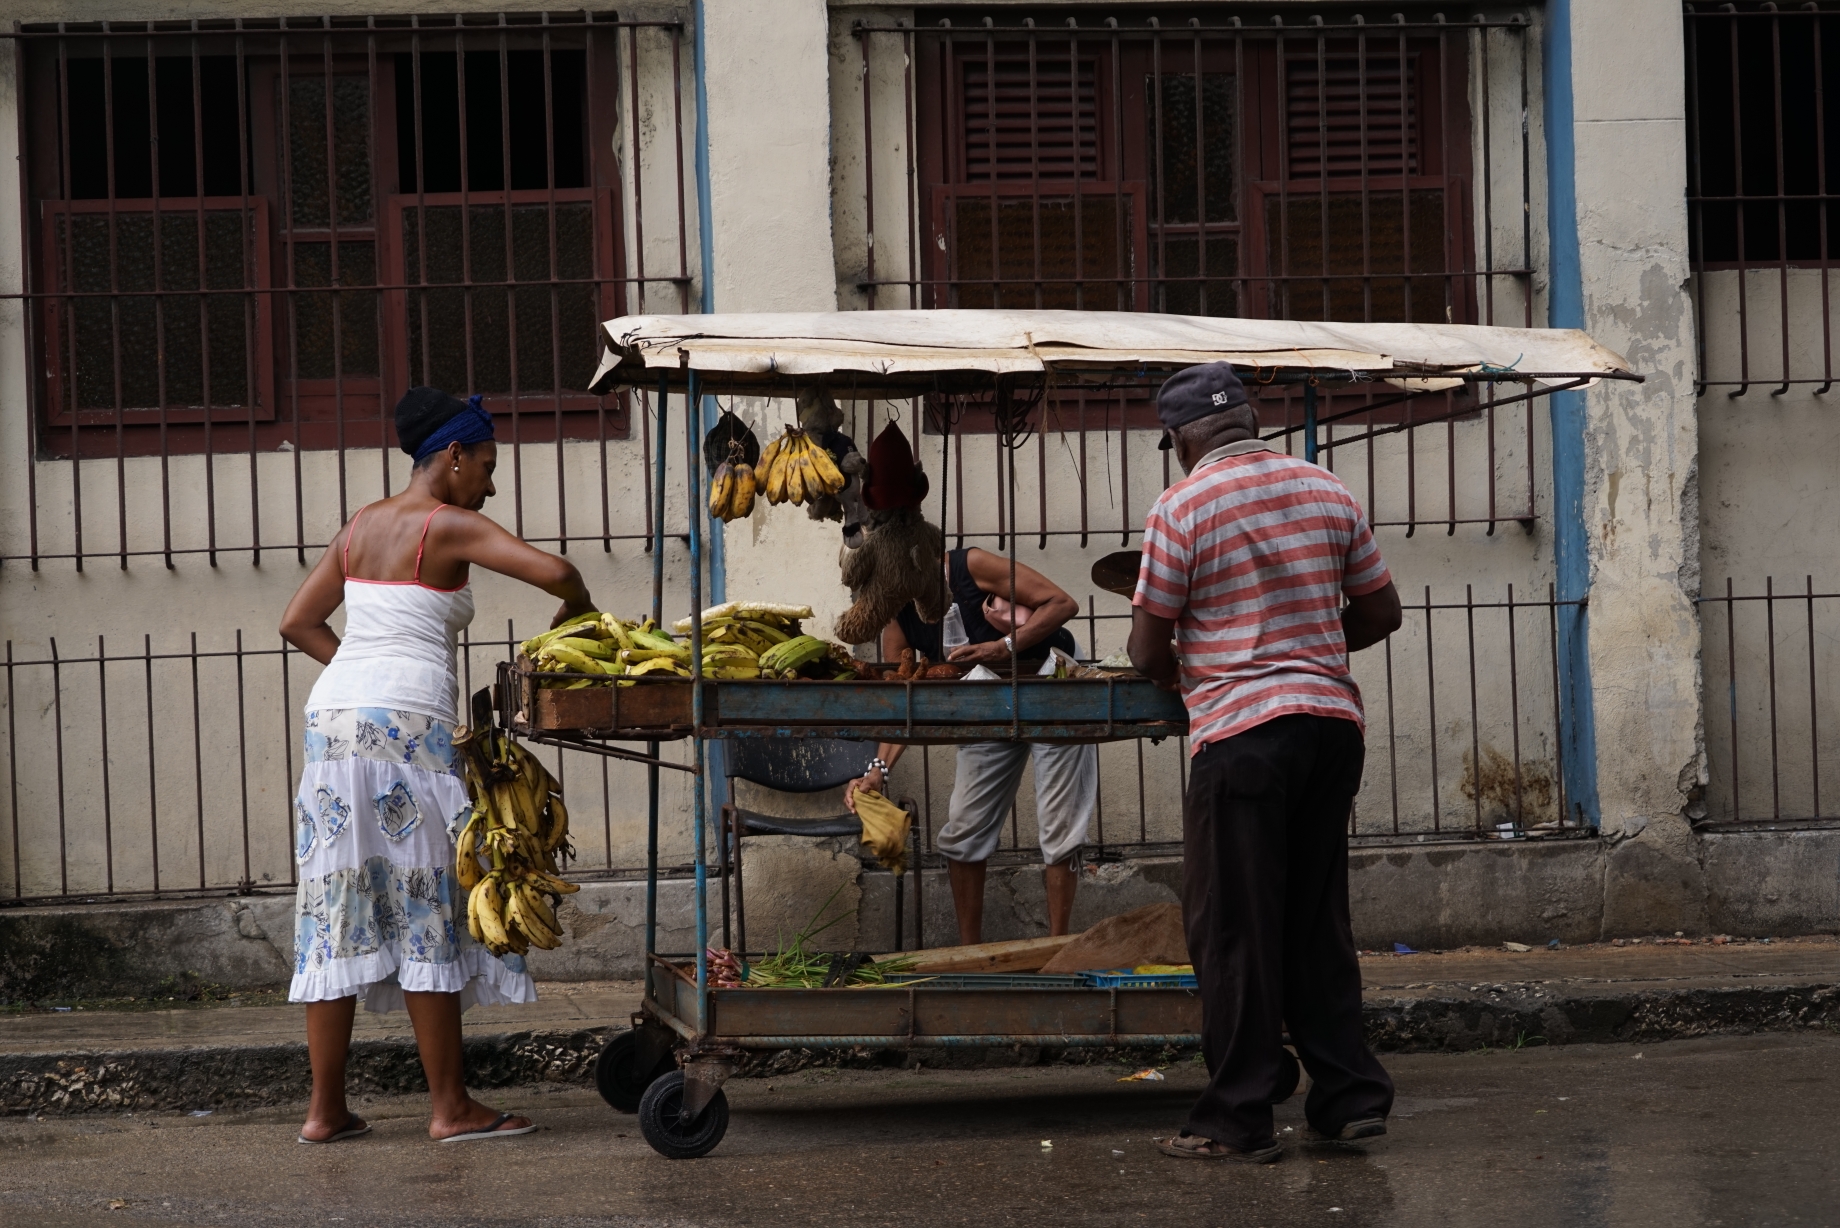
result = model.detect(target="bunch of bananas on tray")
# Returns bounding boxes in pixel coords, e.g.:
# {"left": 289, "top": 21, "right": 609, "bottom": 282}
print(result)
{"left": 758, "top": 425, "right": 847, "bottom": 508}
{"left": 708, "top": 441, "right": 758, "bottom": 524}
{"left": 454, "top": 725, "right": 579, "bottom": 956}
{"left": 519, "top": 611, "right": 660, "bottom": 687}
{"left": 669, "top": 601, "right": 858, "bottom": 680}
{"left": 519, "top": 603, "right": 858, "bottom": 685}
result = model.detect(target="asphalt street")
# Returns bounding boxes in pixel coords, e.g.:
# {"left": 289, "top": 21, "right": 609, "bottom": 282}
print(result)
{"left": 4, "top": 1031, "right": 1835, "bottom": 1228}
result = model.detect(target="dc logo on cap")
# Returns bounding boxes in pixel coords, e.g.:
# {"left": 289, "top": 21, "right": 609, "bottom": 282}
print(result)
{"left": 1210, "top": 390, "right": 1233, "bottom": 405}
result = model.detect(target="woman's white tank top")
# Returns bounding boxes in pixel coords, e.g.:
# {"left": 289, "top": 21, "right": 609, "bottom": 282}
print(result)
{"left": 305, "top": 505, "right": 477, "bottom": 726}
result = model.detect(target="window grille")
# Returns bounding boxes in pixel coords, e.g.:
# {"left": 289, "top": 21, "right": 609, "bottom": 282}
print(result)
{"left": 848, "top": 9, "right": 1540, "bottom": 535}
{"left": 908, "top": 17, "right": 1477, "bottom": 325}
{"left": 1685, "top": 2, "right": 1840, "bottom": 394}
{"left": 9, "top": 13, "right": 695, "bottom": 567}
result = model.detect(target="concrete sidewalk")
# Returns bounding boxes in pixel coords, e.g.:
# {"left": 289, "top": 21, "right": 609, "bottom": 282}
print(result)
{"left": 4, "top": 938, "right": 1834, "bottom": 1116}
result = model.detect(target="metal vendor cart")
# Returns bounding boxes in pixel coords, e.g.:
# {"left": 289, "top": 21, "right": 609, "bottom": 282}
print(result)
{"left": 489, "top": 309, "right": 1638, "bottom": 1159}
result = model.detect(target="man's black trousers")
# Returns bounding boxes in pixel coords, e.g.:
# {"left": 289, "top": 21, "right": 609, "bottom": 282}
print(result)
{"left": 1180, "top": 712, "right": 1394, "bottom": 1150}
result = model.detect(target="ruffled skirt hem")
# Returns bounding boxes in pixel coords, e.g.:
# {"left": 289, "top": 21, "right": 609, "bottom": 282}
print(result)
{"left": 288, "top": 944, "right": 536, "bottom": 1014}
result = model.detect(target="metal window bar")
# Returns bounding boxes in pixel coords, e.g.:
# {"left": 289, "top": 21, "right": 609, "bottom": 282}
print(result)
{"left": 0, "top": 582, "right": 1581, "bottom": 906}
{"left": 2, "top": 14, "right": 697, "bottom": 569}
{"left": 1685, "top": 2, "right": 1840, "bottom": 395}
{"left": 851, "top": 10, "right": 1542, "bottom": 538}
{"left": 855, "top": 12, "right": 1529, "bottom": 318}
{"left": 0, "top": 622, "right": 707, "bottom": 906}
{"left": 859, "top": 581, "right": 1580, "bottom": 878}
{"left": 1696, "top": 577, "right": 1840, "bottom": 827}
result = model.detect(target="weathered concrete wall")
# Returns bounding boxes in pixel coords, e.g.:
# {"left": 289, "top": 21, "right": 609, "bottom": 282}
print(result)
{"left": 0, "top": 3, "right": 712, "bottom": 898}
{"left": 1564, "top": 0, "right": 1707, "bottom": 928}
{"left": 702, "top": 0, "right": 861, "bottom": 654}
{"left": 1695, "top": 275, "right": 1840, "bottom": 824}
{"left": 10, "top": 836, "right": 1834, "bottom": 999}
{"left": 1350, "top": 838, "right": 1608, "bottom": 949}
{"left": 1701, "top": 827, "right": 1840, "bottom": 938}
{"left": 1, "top": 0, "right": 1825, "bottom": 946}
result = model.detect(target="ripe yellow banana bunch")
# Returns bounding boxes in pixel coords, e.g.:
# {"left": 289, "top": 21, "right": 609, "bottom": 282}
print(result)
{"left": 708, "top": 447, "right": 758, "bottom": 524}
{"left": 758, "top": 426, "right": 846, "bottom": 508}
{"left": 454, "top": 725, "right": 581, "bottom": 957}
{"left": 520, "top": 611, "right": 665, "bottom": 688}
{"left": 666, "top": 601, "right": 854, "bottom": 679}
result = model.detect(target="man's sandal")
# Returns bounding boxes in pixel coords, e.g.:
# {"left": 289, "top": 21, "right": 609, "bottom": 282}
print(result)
{"left": 1156, "top": 1132, "right": 1283, "bottom": 1163}
{"left": 1302, "top": 1117, "right": 1387, "bottom": 1144}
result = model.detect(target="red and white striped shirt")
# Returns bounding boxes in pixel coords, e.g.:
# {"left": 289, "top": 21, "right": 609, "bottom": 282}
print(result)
{"left": 1133, "top": 439, "right": 1392, "bottom": 752}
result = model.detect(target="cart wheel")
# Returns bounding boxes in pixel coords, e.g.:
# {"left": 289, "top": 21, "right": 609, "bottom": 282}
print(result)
{"left": 637, "top": 1070, "right": 729, "bottom": 1159}
{"left": 594, "top": 1031, "right": 674, "bottom": 1114}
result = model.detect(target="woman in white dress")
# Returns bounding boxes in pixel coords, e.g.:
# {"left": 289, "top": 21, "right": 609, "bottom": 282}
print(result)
{"left": 280, "top": 387, "right": 595, "bottom": 1144}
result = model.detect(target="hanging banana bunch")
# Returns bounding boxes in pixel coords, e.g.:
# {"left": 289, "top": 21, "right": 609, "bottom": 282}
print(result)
{"left": 758, "top": 425, "right": 847, "bottom": 508}
{"left": 453, "top": 724, "right": 579, "bottom": 957}
{"left": 709, "top": 439, "right": 759, "bottom": 524}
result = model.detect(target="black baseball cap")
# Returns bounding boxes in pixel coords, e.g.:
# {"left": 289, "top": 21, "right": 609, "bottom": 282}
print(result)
{"left": 1155, "top": 362, "right": 1249, "bottom": 449}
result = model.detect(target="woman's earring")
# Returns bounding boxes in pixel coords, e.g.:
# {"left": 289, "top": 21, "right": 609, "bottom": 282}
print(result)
{"left": 452, "top": 464, "right": 460, "bottom": 472}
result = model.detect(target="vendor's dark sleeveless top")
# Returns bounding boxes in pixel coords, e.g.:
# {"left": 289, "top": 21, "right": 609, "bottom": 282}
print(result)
{"left": 896, "top": 548, "right": 1077, "bottom": 662}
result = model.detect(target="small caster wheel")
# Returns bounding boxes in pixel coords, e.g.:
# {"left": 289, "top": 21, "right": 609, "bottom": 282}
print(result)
{"left": 637, "top": 1070, "right": 729, "bottom": 1159}
{"left": 594, "top": 1031, "right": 674, "bottom": 1114}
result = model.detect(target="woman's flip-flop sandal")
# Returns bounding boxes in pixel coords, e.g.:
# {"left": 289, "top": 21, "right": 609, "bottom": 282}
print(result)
{"left": 297, "top": 1115, "right": 372, "bottom": 1145}
{"left": 1156, "top": 1132, "right": 1282, "bottom": 1164}
{"left": 439, "top": 1112, "right": 538, "bottom": 1143}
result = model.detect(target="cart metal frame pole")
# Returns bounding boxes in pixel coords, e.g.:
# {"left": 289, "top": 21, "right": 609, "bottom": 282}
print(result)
{"left": 645, "top": 373, "right": 669, "bottom": 966}
{"left": 1303, "top": 382, "right": 1320, "bottom": 465}
{"left": 686, "top": 370, "right": 710, "bottom": 1034}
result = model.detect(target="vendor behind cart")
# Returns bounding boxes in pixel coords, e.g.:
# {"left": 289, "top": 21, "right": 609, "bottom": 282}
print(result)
{"left": 844, "top": 428, "right": 1096, "bottom": 944}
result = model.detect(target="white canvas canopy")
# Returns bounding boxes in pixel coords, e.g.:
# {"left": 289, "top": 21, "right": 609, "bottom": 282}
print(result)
{"left": 591, "top": 309, "right": 1636, "bottom": 396}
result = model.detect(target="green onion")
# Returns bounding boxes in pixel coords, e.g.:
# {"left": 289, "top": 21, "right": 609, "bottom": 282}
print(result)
{"left": 741, "top": 883, "right": 919, "bottom": 988}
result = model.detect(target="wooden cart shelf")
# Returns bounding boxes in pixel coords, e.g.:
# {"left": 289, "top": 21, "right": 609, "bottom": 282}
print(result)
{"left": 503, "top": 663, "right": 1189, "bottom": 744}
{"left": 645, "top": 958, "right": 1202, "bottom": 1049}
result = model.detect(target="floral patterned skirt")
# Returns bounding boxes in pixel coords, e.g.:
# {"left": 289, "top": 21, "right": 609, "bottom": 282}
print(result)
{"left": 288, "top": 707, "right": 536, "bottom": 1013}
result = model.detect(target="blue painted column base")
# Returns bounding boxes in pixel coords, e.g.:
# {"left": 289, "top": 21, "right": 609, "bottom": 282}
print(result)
{"left": 1543, "top": 0, "right": 1601, "bottom": 827}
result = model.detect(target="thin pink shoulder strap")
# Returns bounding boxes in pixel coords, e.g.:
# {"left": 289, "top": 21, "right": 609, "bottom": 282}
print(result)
{"left": 342, "top": 505, "right": 369, "bottom": 577}
{"left": 413, "top": 504, "right": 447, "bottom": 583}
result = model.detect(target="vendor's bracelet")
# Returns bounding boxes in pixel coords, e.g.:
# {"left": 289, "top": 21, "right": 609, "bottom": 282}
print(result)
{"left": 867, "top": 757, "right": 889, "bottom": 777}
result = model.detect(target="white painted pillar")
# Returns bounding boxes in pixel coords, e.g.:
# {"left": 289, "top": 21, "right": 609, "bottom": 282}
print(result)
{"left": 697, "top": 0, "right": 857, "bottom": 633}
{"left": 1566, "top": 0, "right": 1708, "bottom": 931}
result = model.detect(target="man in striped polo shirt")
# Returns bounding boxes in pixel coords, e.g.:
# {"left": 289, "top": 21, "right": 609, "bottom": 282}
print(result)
{"left": 1128, "top": 362, "right": 1403, "bottom": 1164}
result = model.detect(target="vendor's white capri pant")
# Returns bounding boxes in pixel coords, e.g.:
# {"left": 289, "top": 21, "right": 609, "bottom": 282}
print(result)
{"left": 936, "top": 741, "right": 1097, "bottom": 866}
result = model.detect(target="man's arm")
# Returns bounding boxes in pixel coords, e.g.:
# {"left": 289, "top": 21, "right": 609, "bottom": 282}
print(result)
{"left": 1127, "top": 606, "right": 1181, "bottom": 691}
{"left": 1342, "top": 580, "right": 1402, "bottom": 652}
{"left": 845, "top": 620, "right": 914, "bottom": 810}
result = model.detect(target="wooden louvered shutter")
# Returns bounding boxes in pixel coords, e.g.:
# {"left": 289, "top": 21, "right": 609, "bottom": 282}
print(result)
{"left": 1263, "top": 47, "right": 1453, "bottom": 324}
{"left": 1284, "top": 53, "right": 1418, "bottom": 178}
{"left": 959, "top": 55, "right": 1100, "bottom": 181}
{"left": 933, "top": 47, "right": 1144, "bottom": 311}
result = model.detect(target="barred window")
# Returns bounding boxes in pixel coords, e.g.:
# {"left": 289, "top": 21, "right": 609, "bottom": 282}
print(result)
{"left": 914, "top": 24, "right": 1471, "bottom": 325}
{"left": 23, "top": 17, "right": 626, "bottom": 457}
{"left": 1687, "top": 6, "right": 1840, "bottom": 269}
{"left": 1685, "top": 3, "right": 1840, "bottom": 394}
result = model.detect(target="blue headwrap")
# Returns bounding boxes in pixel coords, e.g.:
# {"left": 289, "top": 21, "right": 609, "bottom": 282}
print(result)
{"left": 412, "top": 395, "right": 496, "bottom": 463}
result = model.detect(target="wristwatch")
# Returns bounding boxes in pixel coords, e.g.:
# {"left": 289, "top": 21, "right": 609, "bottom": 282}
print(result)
{"left": 1002, "top": 634, "right": 1015, "bottom": 653}
{"left": 866, "top": 756, "right": 889, "bottom": 777}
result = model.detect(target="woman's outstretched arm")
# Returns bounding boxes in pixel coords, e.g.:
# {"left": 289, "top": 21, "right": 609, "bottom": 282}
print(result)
{"left": 443, "top": 508, "right": 596, "bottom": 627}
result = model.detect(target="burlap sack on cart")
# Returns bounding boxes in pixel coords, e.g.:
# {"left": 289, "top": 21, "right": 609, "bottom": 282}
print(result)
{"left": 853, "top": 789, "right": 910, "bottom": 876}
